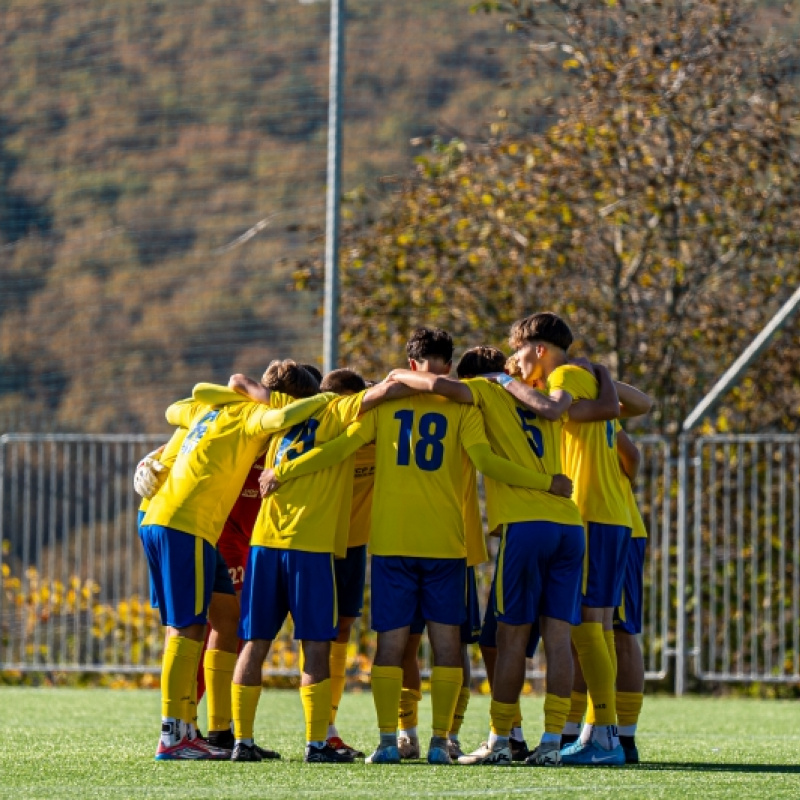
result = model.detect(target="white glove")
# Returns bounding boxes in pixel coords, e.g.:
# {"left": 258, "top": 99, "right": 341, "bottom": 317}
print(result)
{"left": 134, "top": 451, "right": 170, "bottom": 499}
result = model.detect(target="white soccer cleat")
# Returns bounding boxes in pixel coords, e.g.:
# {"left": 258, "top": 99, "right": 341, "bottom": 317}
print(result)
{"left": 457, "top": 741, "right": 512, "bottom": 766}
{"left": 525, "top": 741, "right": 562, "bottom": 766}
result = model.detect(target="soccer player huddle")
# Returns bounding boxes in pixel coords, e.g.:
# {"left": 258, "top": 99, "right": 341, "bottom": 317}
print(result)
{"left": 135, "top": 311, "right": 652, "bottom": 767}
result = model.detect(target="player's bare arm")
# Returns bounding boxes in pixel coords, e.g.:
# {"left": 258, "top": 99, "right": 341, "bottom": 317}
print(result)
{"left": 486, "top": 375, "right": 572, "bottom": 421}
{"left": 384, "top": 369, "right": 473, "bottom": 404}
{"left": 228, "top": 373, "right": 271, "bottom": 403}
{"left": 359, "top": 378, "right": 418, "bottom": 413}
{"left": 617, "top": 381, "right": 653, "bottom": 419}
{"left": 617, "top": 429, "right": 641, "bottom": 482}
{"left": 567, "top": 364, "right": 620, "bottom": 423}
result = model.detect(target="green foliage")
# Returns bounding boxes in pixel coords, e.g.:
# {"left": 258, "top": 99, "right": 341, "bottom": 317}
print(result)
{"left": 299, "top": 0, "right": 800, "bottom": 434}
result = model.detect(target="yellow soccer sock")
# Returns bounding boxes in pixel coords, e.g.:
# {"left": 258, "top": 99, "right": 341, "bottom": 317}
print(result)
{"left": 372, "top": 666, "right": 403, "bottom": 734}
{"left": 604, "top": 629, "right": 618, "bottom": 682}
{"left": 161, "top": 636, "right": 203, "bottom": 723}
{"left": 543, "top": 693, "right": 571, "bottom": 735}
{"left": 616, "top": 691, "right": 644, "bottom": 732}
{"left": 449, "top": 687, "right": 471, "bottom": 736}
{"left": 512, "top": 699, "right": 523, "bottom": 729}
{"left": 571, "top": 623, "right": 616, "bottom": 726}
{"left": 489, "top": 699, "right": 517, "bottom": 738}
{"left": 204, "top": 649, "right": 237, "bottom": 733}
{"left": 329, "top": 641, "right": 348, "bottom": 727}
{"left": 399, "top": 687, "right": 422, "bottom": 732}
{"left": 567, "top": 690, "right": 588, "bottom": 725}
{"left": 586, "top": 631, "right": 618, "bottom": 727}
{"left": 232, "top": 684, "right": 262, "bottom": 741}
{"left": 431, "top": 666, "right": 463, "bottom": 738}
{"left": 300, "top": 679, "right": 332, "bottom": 743}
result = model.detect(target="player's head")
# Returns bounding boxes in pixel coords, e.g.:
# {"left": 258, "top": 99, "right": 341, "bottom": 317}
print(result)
{"left": 456, "top": 346, "right": 507, "bottom": 379}
{"left": 261, "top": 359, "right": 320, "bottom": 399}
{"left": 321, "top": 368, "right": 367, "bottom": 396}
{"left": 301, "top": 363, "right": 323, "bottom": 384}
{"left": 406, "top": 327, "right": 453, "bottom": 376}
{"left": 508, "top": 312, "right": 573, "bottom": 383}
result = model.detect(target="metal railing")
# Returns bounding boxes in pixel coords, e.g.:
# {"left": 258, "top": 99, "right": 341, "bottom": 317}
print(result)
{"left": 3, "top": 431, "right": 797, "bottom": 690}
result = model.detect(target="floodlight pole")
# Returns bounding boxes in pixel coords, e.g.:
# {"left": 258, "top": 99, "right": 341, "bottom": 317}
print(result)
{"left": 323, "top": 0, "right": 345, "bottom": 374}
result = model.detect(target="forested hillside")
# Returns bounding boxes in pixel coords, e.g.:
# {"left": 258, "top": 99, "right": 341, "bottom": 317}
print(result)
{"left": 0, "top": 0, "right": 528, "bottom": 433}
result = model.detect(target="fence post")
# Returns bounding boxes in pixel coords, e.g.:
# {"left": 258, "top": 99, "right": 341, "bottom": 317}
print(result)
{"left": 675, "top": 433, "right": 689, "bottom": 696}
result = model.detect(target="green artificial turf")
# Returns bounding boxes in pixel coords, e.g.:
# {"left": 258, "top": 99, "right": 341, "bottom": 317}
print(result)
{"left": 1, "top": 688, "right": 798, "bottom": 799}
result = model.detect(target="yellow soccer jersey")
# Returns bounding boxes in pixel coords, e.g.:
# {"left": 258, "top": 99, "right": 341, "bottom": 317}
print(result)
{"left": 462, "top": 454, "right": 488, "bottom": 567}
{"left": 142, "top": 391, "right": 331, "bottom": 546}
{"left": 348, "top": 443, "right": 376, "bottom": 549}
{"left": 548, "top": 365, "right": 631, "bottom": 528}
{"left": 138, "top": 427, "right": 187, "bottom": 514}
{"left": 624, "top": 477, "right": 647, "bottom": 539}
{"left": 465, "top": 378, "right": 584, "bottom": 530}
{"left": 252, "top": 392, "right": 364, "bottom": 556}
{"left": 314, "top": 396, "right": 491, "bottom": 559}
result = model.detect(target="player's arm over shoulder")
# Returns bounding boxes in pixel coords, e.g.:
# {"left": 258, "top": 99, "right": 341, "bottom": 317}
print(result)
{"left": 496, "top": 377, "right": 571, "bottom": 421}
{"left": 359, "top": 378, "right": 419, "bottom": 414}
{"left": 384, "top": 369, "right": 473, "bottom": 404}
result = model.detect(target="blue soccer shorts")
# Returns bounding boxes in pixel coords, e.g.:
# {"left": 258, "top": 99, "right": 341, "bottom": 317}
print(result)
{"left": 409, "top": 564, "right": 481, "bottom": 643}
{"left": 139, "top": 512, "right": 234, "bottom": 607}
{"left": 371, "top": 556, "right": 467, "bottom": 633}
{"left": 614, "top": 537, "right": 647, "bottom": 635}
{"left": 138, "top": 524, "right": 215, "bottom": 628}
{"left": 335, "top": 544, "right": 367, "bottom": 620}
{"left": 239, "top": 546, "right": 337, "bottom": 642}
{"left": 583, "top": 522, "right": 633, "bottom": 608}
{"left": 494, "top": 520, "right": 585, "bottom": 627}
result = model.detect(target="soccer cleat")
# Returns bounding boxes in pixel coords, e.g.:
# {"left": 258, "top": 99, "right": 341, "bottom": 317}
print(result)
{"left": 231, "top": 742, "right": 263, "bottom": 762}
{"left": 446, "top": 738, "right": 465, "bottom": 760}
{"left": 155, "top": 736, "right": 213, "bottom": 761}
{"left": 188, "top": 735, "right": 231, "bottom": 761}
{"left": 397, "top": 734, "right": 420, "bottom": 759}
{"left": 365, "top": 743, "right": 401, "bottom": 764}
{"left": 509, "top": 736, "right": 530, "bottom": 762}
{"left": 427, "top": 736, "right": 452, "bottom": 765}
{"left": 253, "top": 743, "right": 282, "bottom": 760}
{"left": 525, "top": 741, "right": 561, "bottom": 766}
{"left": 327, "top": 735, "right": 365, "bottom": 759}
{"left": 304, "top": 742, "right": 355, "bottom": 763}
{"left": 206, "top": 729, "right": 235, "bottom": 753}
{"left": 559, "top": 739, "right": 626, "bottom": 766}
{"left": 619, "top": 735, "right": 639, "bottom": 765}
{"left": 457, "top": 741, "right": 512, "bottom": 766}
{"left": 560, "top": 732, "right": 580, "bottom": 748}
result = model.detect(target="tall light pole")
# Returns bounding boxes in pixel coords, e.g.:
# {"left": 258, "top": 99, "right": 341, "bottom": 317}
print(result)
{"left": 323, "top": 0, "right": 345, "bottom": 374}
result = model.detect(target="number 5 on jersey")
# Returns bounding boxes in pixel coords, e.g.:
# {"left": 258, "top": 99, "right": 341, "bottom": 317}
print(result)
{"left": 394, "top": 410, "right": 448, "bottom": 471}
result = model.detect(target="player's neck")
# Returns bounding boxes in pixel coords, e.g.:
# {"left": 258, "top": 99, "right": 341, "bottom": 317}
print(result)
{"left": 539, "top": 352, "right": 567, "bottom": 383}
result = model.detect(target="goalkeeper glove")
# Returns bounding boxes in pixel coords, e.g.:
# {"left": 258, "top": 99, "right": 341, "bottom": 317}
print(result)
{"left": 134, "top": 450, "right": 170, "bottom": 499}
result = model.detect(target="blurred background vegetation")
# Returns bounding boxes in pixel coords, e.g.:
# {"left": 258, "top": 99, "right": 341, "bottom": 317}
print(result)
{"left": 0, "top": 0, "right": 798, "bottom": 436}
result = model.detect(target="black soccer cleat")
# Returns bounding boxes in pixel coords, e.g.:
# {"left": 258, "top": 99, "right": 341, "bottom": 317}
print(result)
{"left": 619, "top": 735, "right": 639, "bottom": 765}
{"left": 231, "top": 742, "right": 263, "bottom": 762}
{"left": 509, "top": 737, "right": 530, "bottom": 762}
{"left": 304, "top": 742, "right": 355, "bottom": 763}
